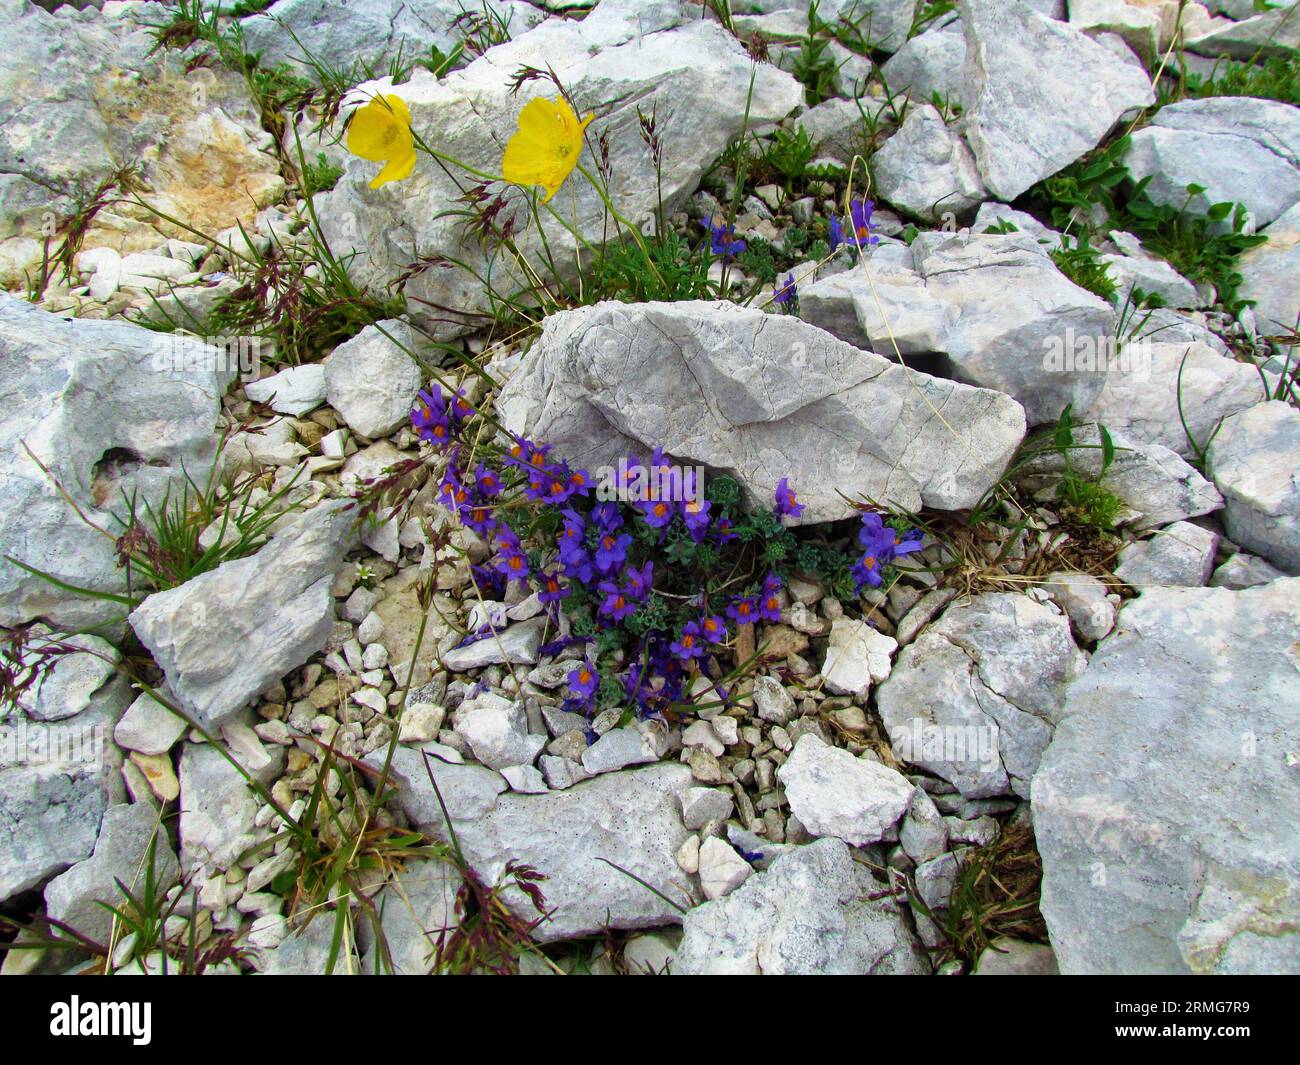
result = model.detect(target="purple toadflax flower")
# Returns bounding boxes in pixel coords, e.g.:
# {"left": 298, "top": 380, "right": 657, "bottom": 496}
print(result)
{"left": 702, "top": 215, "right": 747, "bottom": 260}
{"left": 774, "top": 477, "right": 805, "bottom": 520}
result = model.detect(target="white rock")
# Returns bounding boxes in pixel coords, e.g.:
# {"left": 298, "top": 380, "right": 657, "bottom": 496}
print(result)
{"left": 498, "top": 300, "right": 1026, "bottom": 523}
{"left": 1084, "top": 340, "right": 1267, "bottom": 459}
{"left": 1238, "top": 201, "right": 1300, "bottom": 336}
{"left": 374, "top": 749, "right": 698, "bottom": 940}
{"left": 360, "top": 857, "right": 462, "bottom": 974}
{"left": 245, "top": 364, "right": 327, "bottom": 416}
{"left": 1210, "top": 552, "right": 1286, "bottom": 590}
{"left": 681, "top": 786, "right": 734, "bottom": 831}
{"left": 324, "top": 320, "right": 422, "bottom": 439}
{"left": 1032, "top": 579, "right": 1300, "bottom": 973}
{"left": 880, "top": 17, "right": 966, "bottom": 103}
{"left": 1124, "top": 97, "right": 1300, "bottom": 230}
{"left": 398, "top": 700, "right": 446, "bottom": 745}
{"left": 178, "top": 742, "right": 259, "bottom": 876}
{"left": 113, "top": 689, "right": 189, "bottom": 755}
{"left": 681, "top": 720, "right": 724, "bottom": 760}
{"left": 0, "top": 295, "right": 231, "bottom": 631}
{"left": 538, "top": 754, "right": 592, "bottom": 790}
{"left": 240, "top": 0, "right": 545, "bottom": 83}
{"left": 752, "top": 674, "right": 797, "bottom": 725}
{"left": 778, "top": 735, "right": 915, "bottom": 845}
{"left": 0, "top": 694, "right": 127, "bottom": 901}
{"left": 1041, "top": 571, "right": 1116, "bottom": 641}
{"left": 439, "top": 618, "right": 546, "bottom": 671}
{"left": 622, "top": 931, "right": 679, "bottom": 975}
{"left": 15, "top": 632, "right": 121, "bottom": 723}
{"left": 130, "top": 501, "right": 359, "bottom": 730}
{"left": 801, "top": 229, "right": 1115, "bottom": 424}
{"left": 973, "top": 936, "right": 1060, "bottom": 975}
{"left": 697, "top": 837, "right": 753, "bottom": 901}
{"left": 44, "top": 803, "right": 179, "bottom": 947}
{"left": 455, "top": 697, "right": 545, "bottom": 771}
{"left": 581, "top": 725, "right": 660, "bottom": 775}
{"left": 899, "top": 787, "right": 950, "bottom": 864}
{"left": 821, "top": 617, "right": 897, "bottom": 698}
{"left": 674, "top": 838, "right": 929, "bottom": 974}
{"left": 1021, "top": 423, "right": 1223, "bottom": 530}
{"left": 676, "top": 833, "right": 701, "bottom": 876}
{"left": 877, "top": 593, "right": 1087, "bottom": 798}
{"left": 1187, "top": 5, "right": 1300, "bottom": 60}
{"left": 255, "top": 913, "right": 355, "bottom": 974}
{"left": 1115, "top": 519, "right": 1219, "bottom": 588}
{"left": 874, "top": 103, "right": 987, "bottom": 222}
{"left": 959, "top": 0, "right": 1154, "bottom": 200}
{"left": 1207, "top": 400, "right": 1300, "bottom": 574}
{"left": 500, "top": 764, "right": 549, "bottom": 794}
{"left": 0, "top": 2, "right": 282, "bottom": 257}
{"left": 1100, "top": 242, "right": 1202, "bottom": 309}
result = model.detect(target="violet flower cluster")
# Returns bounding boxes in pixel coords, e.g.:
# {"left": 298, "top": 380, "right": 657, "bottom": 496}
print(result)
{"left": 411, "top": 386, "right": 922, "bottom": 727}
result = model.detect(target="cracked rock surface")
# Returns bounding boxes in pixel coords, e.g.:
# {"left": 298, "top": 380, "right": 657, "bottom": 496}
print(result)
{"left": 497, "top": 299, "right": 1027, "bottom": 523}
{"left": 1033, "top": 579, "right": 1300, "bottom": 974}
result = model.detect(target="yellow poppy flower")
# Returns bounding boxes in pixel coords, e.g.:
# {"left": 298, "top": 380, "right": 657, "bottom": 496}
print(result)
{"left": 346, "top": 94, "right": 417, "bottom": 189}
{"left": 501, "top": 96, "right": 594, "bottom": 203}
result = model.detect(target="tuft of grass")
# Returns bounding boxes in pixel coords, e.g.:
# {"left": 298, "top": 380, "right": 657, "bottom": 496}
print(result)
{"left": 1056, "top": 472, "right": 1125, "bottom": 531}
{"left": 936, "top": 822, "right": 1049, "bottom": 969}
{"left": 25, "top": 165, "right": 144, "bottom": 300}
{"left": 910, "top": 1, "right": 958, "bottom": 38}
{"left": 1184, "top": 54, "right": 1300, "bottom": 106}
{"left": 1050, "top": 405, "right": 1125, "bottom": 532}
{"left": 108, "top": 436, "right": 306, "bottom": 601}
{"left": 1051, "top": 233, "right": 1117, "bottom": 302}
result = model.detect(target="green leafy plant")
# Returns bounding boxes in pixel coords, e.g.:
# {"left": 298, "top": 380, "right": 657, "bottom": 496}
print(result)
{"left": 583, "top": 229, "right": 717, "bottom": 305}
{"left": 1051, "top": 233, "right": 1116, "bottom": 302}
{"left": 910, "top": 1, "right": 958, "bottom": 38}
{"left": 910, "top": 822, "right": 1049, "bottom": 969}
{"left": 1185, "top": 54, "right": 1300, "bottom": 106}
{"left": 302, "top": 151, "right": 344, "bottom": 196}
{"left": 1122, "top": 180, "right": 1267, "bottom": 315}
{"left": 736, "top": 233, "right": 780, "bottom": 283}
{"left": 1052, "top": 406, "right": 1125, "bottom": 531}
{"left": 1032, "top": 135, "right": 1131, "bottom": 231}
{"left": 764, "top": 126, "right": 818, "bottom": 185}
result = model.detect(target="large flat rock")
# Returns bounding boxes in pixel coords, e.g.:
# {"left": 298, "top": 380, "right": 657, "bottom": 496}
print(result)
{"left": 0, "top": 295, "right": 231, "bottom": 631}
{"left": 497, "top": 300, "right": 1026, "bottom": 524}
{"left": 1032, "top": 579, "right": 1300, "bottom": 974}
{"left": 373, "top": 748, "right": 700, "bottom": 941}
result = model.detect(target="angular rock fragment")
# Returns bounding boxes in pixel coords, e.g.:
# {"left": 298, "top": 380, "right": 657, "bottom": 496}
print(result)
{"left": 959, "top": 0, "right": 1154, "bottom": 200}
{"left": 673, "top": 838, "right": 928, "bottom": 974}
{"left": 372, "top": 748, "right": 698, "bottom": 940}
{"left": 130, "top": 501, "right": 360, "bottom": 730}
{"left": 498, "top": 300, "right": 1026, "bottom": 523}
{"left": 1033, "top": 579, "right": 1300, "bottom": 973}
{"left": 876, "top": 593, "right": 1087, "bottom": 797}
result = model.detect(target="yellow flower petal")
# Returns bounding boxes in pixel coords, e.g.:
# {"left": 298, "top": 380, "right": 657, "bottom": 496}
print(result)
{"left": 516, "top": 97, "right": 564, "bottom": 143}
{"left": 369, "top": 149, "right": 417, "bottom": 189}
{"left": 347, "top": 95, "right": 415, "bottom": 184}
{"left": 383, "top": 93, "right": 411, "bottom": 125}
{"left": 501, "top": 95, "right": 593, "bottom": 202}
